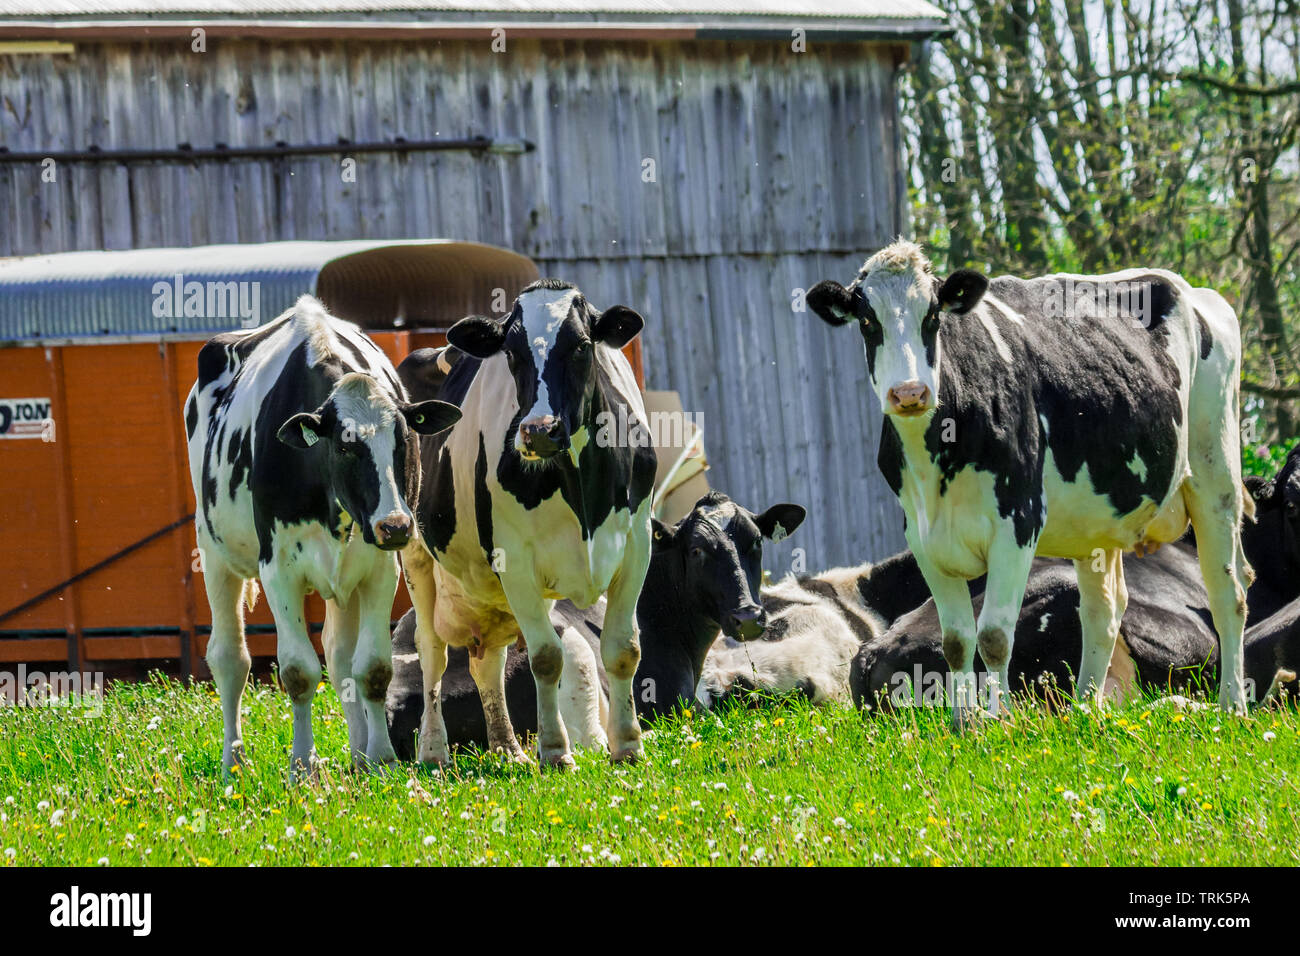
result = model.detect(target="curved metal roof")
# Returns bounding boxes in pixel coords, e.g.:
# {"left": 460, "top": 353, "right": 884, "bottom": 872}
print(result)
{"left": 0, "top": 239, "right": 539, "bottom": 341}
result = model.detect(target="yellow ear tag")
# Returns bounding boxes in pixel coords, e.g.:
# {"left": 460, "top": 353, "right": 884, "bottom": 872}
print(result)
{"left": 301, "top": 423, "right": 320, "bottom": 447}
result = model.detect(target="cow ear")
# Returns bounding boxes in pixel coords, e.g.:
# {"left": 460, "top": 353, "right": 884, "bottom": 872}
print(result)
{"left": 938, "top": 269, "right": 988, "bottom": 315}
{"left": 651, "top": 517, "right": 677, "bottom": 552}
{"left": 402, "top": 399, "right": 462, "bottom": 436}
{"left": 446, "top": 315, "right": 507, "bottom": 359}
{"left": 806, "top": 281, "right": 858, "bottom": 327}
{"left": 593, "top": 305, "right": 644, "bottom": 347}
{"left": 278, "top": 412, "right": 325, "bottom": 450}
{"left": 755, "top": 503, "right": 806, "bottom": 542}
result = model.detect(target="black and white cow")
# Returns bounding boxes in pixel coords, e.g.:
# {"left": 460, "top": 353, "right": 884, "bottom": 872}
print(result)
{"left": 1242, "top": 445, "right": 1300, "bottom": 622}
{"left": 185, "top": 296, "right": 460, "bottom": 775}
{"left": 807, "top": 240, "right": 1253, "bottom": 725}
{"left": 401, "top": 279, "right": 657, "bottom": 768}
{"left": 696, "top": 549, "right": 939, "bottom": 706}
{"left": 385, "top": 492, "right": 805, "bottom": 757}
{"left": 852, "top": 448, "right": 1300, "bottom": 710}
{"left": 853, "top": 537, "right": 1300, "bottom": 711}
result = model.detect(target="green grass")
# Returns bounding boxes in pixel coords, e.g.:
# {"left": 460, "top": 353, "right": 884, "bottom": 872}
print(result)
{"left": 1, "top": 674, "right": 1297, "bottom": 866}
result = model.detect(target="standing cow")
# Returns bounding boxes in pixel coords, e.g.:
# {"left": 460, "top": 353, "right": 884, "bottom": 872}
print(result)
{"left": 401, "top": 279, "right": 656, "bottom": 768}
{"left": 185, "top": 296, "right": 460, "bottom": 776}
{"left": 807, "top": 240, "right": 1252, "bottom": 726}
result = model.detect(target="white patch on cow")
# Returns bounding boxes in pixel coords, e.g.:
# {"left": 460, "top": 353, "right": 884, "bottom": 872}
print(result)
{"left": 1038, "top": 612, "right": 1051, "bottom": 632}
{"left": 1126, "top": 451, "right": 1148, "bottom": 483}
{"left": 981, "top": 292, "right": 1026, "bottom": 325}
{"left": 518, "top": 286, "right": 581, "bottom": 425}
{"left": 975, "top": 307, "right": 1014, "bottom": 364}
{"left": 331, "top": 373, "right": 408, "bottom": 530}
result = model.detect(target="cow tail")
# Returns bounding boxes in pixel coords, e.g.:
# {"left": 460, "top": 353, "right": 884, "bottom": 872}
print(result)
{"left": 1241, "top": 481, "right": 1257, "bottom": 524}
{"left": 243, "top": 579, "right": 260, "bottom": 613}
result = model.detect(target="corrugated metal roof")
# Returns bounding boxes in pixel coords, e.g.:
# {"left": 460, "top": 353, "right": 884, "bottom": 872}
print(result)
{"left": 0, "top": 239, "right": 538, "bottom": 341}
{"left": 0, "top": 0, "right": 946, "bottom": 21}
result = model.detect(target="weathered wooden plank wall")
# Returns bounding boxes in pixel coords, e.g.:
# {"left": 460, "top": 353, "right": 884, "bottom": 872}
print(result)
{"left": 0, "top": 37, "right": 908, "bottom": 568}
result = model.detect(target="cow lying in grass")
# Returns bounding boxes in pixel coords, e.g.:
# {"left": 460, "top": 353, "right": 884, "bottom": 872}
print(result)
{"left": 385, "top": 492, "right": 805, "bottom": 758}
{"left": 695, "top": 550, "right": 936, "bottom": 707}
{"left": 852, "top": 452, "right": 1300, "bottom": 710}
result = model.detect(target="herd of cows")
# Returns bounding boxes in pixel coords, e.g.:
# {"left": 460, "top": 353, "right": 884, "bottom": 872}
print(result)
{"left": 184, "top": 239, "right": 1300, "bottom": 776}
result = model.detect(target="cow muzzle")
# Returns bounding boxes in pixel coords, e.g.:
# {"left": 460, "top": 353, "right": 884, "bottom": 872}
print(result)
{"left": 517, "top": 416, "right": 569, "bottom": 460}
{"left": 727, "top": 605, "right": 767, "bottom": 641}
{"left": 886, "top": 380, "right": 933, "bottom": 417}
{"left": 374, "top": 512, "right": 413, "bottom": 550}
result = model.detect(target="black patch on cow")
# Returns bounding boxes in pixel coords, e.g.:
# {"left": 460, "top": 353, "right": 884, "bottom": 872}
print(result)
{"left": 474, "top": 434, "right": 496, "bottom": 568}
{"left": 1195, "top": 310, "right": 1214, "bottom": 360}
{"left": 858, "top": 309, "right": 885, "bottom": 380}
{"left": 885, "top": 275, "right": 1185, "bottom": 548}
{"left": 424, "top": 448, "right": 457, "bottom": 556}
{"left": 185, "top": 393, "right": 198, "bottom": 439}
{"left": 226, "top": 427, "right": 252, "bottom": 501}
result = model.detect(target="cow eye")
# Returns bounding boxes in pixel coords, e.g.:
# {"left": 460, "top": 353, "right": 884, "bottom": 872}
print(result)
{"left": 338, "top": 442, "right": 359, "bottom": 458}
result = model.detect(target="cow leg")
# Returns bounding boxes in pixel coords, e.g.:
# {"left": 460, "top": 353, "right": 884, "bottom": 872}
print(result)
{"left": 601, "top": 515, "right": 651, "bottom": 763}
{"left": 975, "top": 538, "right": 1036, "bottom": 716}
{"left": 401, "top": 543, "right": 451, "bottom": 765}
{"left": 260, "top": 563, "right": 321, "bottom": 781}
{"left": 468, "top": 644, "right": 531, "bottom": 764}
{"left": 202, "top": 550, "right": 252, "bottom": 776}
{"left": 352, "top": 556, "right": 400, "bottom": 769}
{"left": 908, "top": 542, "right": 978, "bottom": 730}
{"left": 1073, "top": 549, "right": 1127, "bottom": 706}
{"left": 321, "top": 597, "right": 366, "bottom": 768}
{"left": 1185, "top": 483, "right": 1251, "bottom": 713}
{"left": 501, "top": 581, "right": 574, "bottom": 769}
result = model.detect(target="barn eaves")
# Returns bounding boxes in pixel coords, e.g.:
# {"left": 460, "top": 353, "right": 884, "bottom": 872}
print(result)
{"left": 0, "top": 136, "right": 534, "bottom": 166}
{"left": 0, "top": 0, "right": 951, "bottom": 42}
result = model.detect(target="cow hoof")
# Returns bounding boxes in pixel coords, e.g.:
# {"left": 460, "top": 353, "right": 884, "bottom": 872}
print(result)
{"left": 360, "top": 754, "right": 400, "bottom": 775}
{"left": 610, "top": 742, "right": 644, "bottom": 764}
{"left": 540, "top": 750, "right": 577, "bottom": 771}
{"left": 288, "top": 754, "right": 320, "bottom": 785}
{"left": 492, "top": 744, "right": 535, "bottom": 768}
{"left": 417, "top": 744, "right": 452, "bottom": 768}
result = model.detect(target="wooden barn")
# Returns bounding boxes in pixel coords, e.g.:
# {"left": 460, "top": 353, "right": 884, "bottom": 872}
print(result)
{"left": 0, "top": 0, "right": 946, "bottom": 673}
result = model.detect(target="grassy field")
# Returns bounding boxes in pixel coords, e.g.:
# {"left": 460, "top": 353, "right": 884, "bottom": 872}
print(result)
{"left": 0, "top": 674, "right": 1296, "bottom": 866}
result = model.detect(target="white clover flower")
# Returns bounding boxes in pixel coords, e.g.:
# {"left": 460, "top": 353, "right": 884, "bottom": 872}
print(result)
{"left": 1263, "top": 731, "right": 1277, "bottom": 743}
{"left": 97, "top": 857, "right": 109, "bottom": 866}
{"left": 284, "top": 826, "right": 296, "bottom": 839}
{"left": 1062, "top": 791, "right": 1079, "bottom": 802}
{"left": 423, "top": 836, "right": 436, "bottom": 847}
{"left": 3, "top": 848, "right": 14, "bottom": 860}
{"left": 36, "top": 801, "right": 49, "bottom": 812}
{"left": 349, "top": 852, "right": 360, "bottom": 860}
{"left": 50, "top": 809, "right": 65, "bottom": 826}
{"left": 1176, "top": 786, "right": 1188, "bottom": 797}
{"left": 2, "top": 797, "right": 12, "bottom": 806}
{"left": 833, "top": 817, "right": 848, "bottom": 828}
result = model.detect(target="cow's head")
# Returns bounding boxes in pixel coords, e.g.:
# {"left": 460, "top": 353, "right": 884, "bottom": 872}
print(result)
{"left": 277, "top": 373, "right": 461, "bottom": 550}
{"left": 652, "top": 492, "right": 806, "bottom": 640}
{"left": 807, "top": 240, "right": 988, "bottom": 419}
{"left": 445, "top": 279, "right": 644, "bottom": 462}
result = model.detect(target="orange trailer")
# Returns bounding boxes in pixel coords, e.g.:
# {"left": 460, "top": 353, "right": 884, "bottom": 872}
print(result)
{"left": 0, "top": 239, "right": 644, "bottom": 677}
